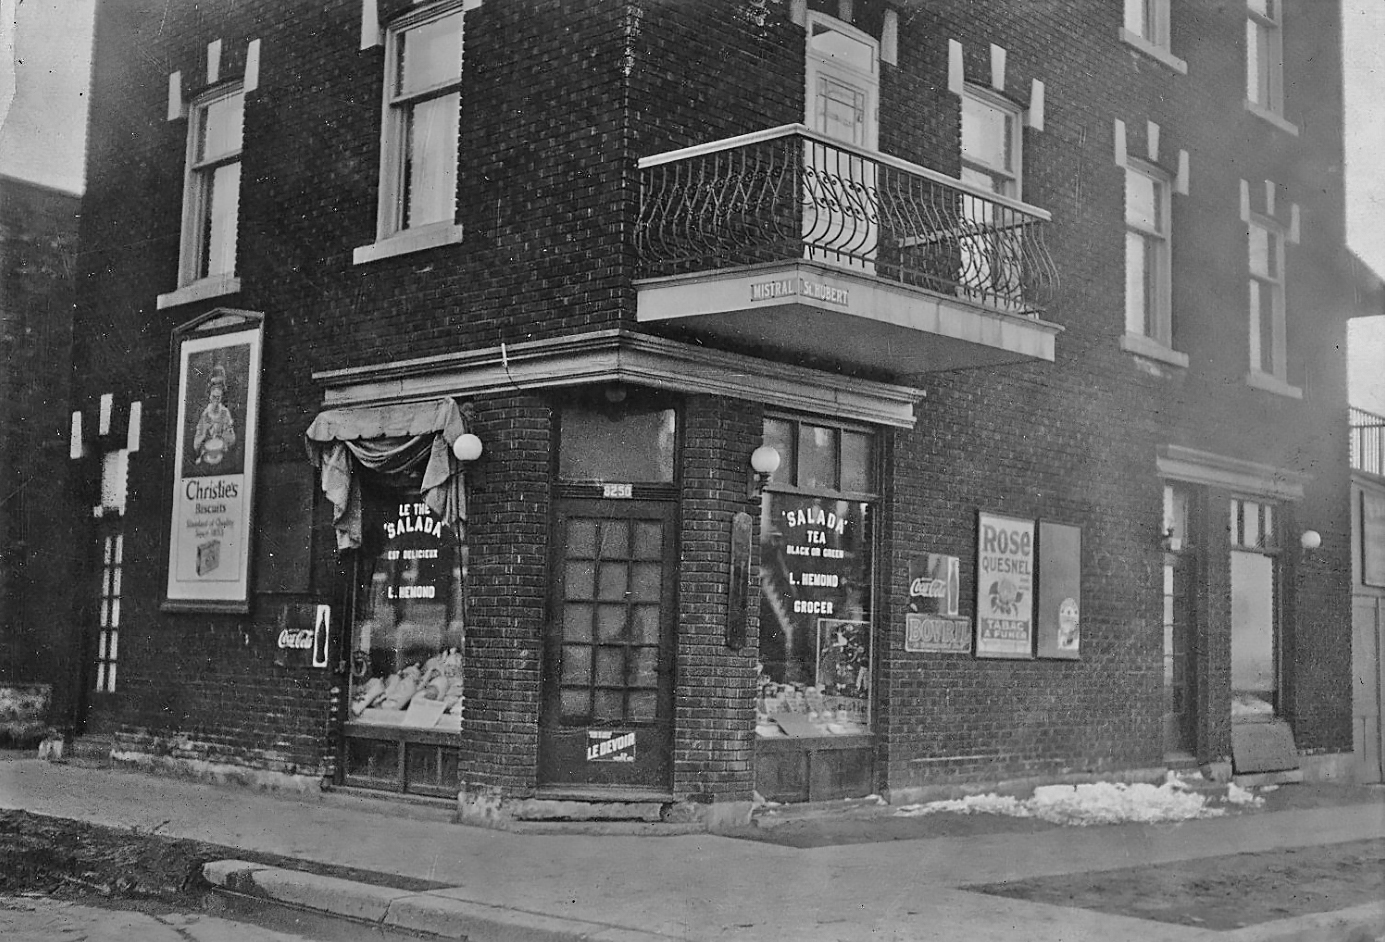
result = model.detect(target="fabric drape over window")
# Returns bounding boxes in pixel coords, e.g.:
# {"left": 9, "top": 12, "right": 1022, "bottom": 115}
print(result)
{"left": 304, "top": 398, "right": 469, "bottom": 550}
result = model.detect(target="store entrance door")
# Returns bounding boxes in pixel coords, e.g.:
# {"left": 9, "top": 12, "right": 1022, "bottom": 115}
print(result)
{"left": 539, "top": 498, "right": 677, "bottom": 792}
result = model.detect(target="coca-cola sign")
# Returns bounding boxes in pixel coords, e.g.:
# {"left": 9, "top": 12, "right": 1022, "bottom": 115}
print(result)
{"left": 277, "top": 628, "right": 313, "bottom": 650}
{"left": 271, "top": 604, "right": 331, "bottom": 668}
{"left": 907, "top": 554, "right": 959, "bottom": 617}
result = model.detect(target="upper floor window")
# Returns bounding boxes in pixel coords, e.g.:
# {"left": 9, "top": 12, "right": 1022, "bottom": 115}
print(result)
{"left": 1247, "top": 216, "right": 1287, "bottom": 382}
{"left": 961, "top": 87, "right": 1021, "bottom": 199}
{"left": 180, "top": 85, "right": 243, "bottom": 285}
{"left": 1246, "top": 0, "right": 1284, "bottom": 114}
{"left": 379, "top": 4, "right": 463, "bottom": 239}
{"left": 1125, "top": 0, "right": 1169, "bottom": 49}
{"left": 1124, "top": 162, "right": 1172, "bottom": 347}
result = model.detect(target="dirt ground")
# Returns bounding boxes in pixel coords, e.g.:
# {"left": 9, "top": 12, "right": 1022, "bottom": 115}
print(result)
{"left": 970, "top": 837, "right": 1385, "bottom": 930}
{"left": 0, "top": 809, "right": 445, "bottom": 908}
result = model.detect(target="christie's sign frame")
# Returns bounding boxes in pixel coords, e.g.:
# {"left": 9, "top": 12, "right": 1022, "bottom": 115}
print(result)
{"left": 163, "top": 310, "right": 264, "bottom": 612}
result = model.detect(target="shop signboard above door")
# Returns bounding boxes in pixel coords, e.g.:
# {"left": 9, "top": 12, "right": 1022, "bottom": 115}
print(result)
{"left": 164, "top": 310, "right": 263, "bottom": 612}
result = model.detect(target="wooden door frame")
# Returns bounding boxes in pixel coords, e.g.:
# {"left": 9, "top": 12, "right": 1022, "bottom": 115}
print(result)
{"left": 538, "top": 495, "right": 679, "bottom": 793}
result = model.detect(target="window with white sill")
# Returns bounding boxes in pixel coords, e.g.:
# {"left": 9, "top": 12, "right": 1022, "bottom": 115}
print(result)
{"left": 179, "top": 85, "right": 243, "bottom": 287}
{"left": 375, "top": 3, "right": 463, "bottom": 243}
{"left": 1246, "top": 0, "right": 1285, "bottom": 115}
{"left": 959, "top": 87, "right": 1024, "bottom": 305}
{"left": 1125, "top": 0, "right": 1171, "bottom": 53}
{"left": 1124, "top": 162, "right": 1173, "bottom": 348}
{"left": 1247, "top": 216, "right": 1288, "bottom": 384}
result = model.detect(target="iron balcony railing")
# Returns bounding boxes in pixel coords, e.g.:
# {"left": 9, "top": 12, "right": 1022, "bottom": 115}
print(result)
{"left": 1351, "top": 406, "right": 1385, "bottom": 476}
{"left": 637, "top": 124, "right": 1058, "bottom": 316}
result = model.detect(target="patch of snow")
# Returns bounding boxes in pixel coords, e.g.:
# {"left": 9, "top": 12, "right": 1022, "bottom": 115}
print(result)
{"left": 1225, "top": 783, "right": 1264, "bottom": 807}
{"left": 895, "top": 779, "right": 1231, "bottom": 826}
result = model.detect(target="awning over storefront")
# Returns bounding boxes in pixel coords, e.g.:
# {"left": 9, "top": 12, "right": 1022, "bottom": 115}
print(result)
{"left": 305, "top": 398, "right": 469, "bottom": 550}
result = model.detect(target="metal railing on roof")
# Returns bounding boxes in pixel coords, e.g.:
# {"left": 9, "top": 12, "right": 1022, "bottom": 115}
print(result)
{"left": 636, "top": 125, "right": 1058, "bottom": 317}
{"left": 1351, "top": 406, "right": 1385, "bottom": 476}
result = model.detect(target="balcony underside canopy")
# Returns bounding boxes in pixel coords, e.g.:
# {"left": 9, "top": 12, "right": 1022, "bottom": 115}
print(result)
{"left": 637, "top": 261, "right": 1060, "bottom": 375}
{"left": 636, "top": 125, "right": 1062, "bottom": 376}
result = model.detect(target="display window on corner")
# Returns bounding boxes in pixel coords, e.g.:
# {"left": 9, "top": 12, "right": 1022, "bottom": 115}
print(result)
{"left": 342, "top": 475, "right": 467, "bottom": 796}
{"left": 756, "top": 416, "right": 877, "bottom": 741}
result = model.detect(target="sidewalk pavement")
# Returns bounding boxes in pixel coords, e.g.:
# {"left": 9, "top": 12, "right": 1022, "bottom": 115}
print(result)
{"left": 1, "top": 757, "right": 1382, "bottom": 942}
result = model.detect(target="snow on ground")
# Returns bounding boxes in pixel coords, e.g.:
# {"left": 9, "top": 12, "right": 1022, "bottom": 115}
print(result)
{"left": 895, "top": 773, "right": 1264, "bottom": 826}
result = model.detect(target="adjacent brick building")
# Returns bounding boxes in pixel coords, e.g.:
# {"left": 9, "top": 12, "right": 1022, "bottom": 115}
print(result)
{"left": 57, "top": 0, "right": 1362, "bottom": 823}
{"left": 0, "top": 175, "right": 79, "bottom": 731}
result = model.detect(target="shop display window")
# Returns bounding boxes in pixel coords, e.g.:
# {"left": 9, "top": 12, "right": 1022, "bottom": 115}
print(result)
{"left": 348, "top": 484, "right": 467, "bottom": 732}
{"left": 756, "top": 416, "right": 876, "bottom": 740}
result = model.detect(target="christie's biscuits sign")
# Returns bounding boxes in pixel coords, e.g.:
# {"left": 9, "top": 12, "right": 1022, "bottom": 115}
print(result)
{"left": 586, "top": 730, "right": 636, "bottom": 763}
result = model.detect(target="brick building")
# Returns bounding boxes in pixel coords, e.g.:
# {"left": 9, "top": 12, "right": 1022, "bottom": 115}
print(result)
{"left": 0, "top": 175, "right": 79, "bottom": 728}
{"left": 59, "top": 0, "right": 1362, "bottom": 824}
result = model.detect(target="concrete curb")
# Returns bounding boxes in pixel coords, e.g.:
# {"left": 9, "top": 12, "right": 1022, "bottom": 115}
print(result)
{"left": 203, "top": 860, "right": 684, "bottom": 942}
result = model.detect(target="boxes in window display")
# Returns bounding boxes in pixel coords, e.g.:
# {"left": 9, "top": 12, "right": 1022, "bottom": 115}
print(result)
{"left": 755, "top": 679, "right": 869, "bottom": 737}
{"left": 351, "top": 647, "right": 464, "bottom": 728}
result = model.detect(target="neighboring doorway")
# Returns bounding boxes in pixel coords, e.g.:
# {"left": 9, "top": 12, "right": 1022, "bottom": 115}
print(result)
{"left": 803, "top": 13, "right": 879, "bottom": 270}
{"left": 1351, "top": 595, "right": 1385, "bottom": 783}
{"left": 1162, "top": 484, "right": 1197, "bottom": 759}
{"left": 1163, "top": 551, "right": 1196, "bottom": 758}
{"left": 538, "top": 390, "right": 680, "bottom": 794}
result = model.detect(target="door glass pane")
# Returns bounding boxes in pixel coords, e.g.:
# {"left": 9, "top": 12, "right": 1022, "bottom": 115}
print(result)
{"left": 562, "top": 645, "right": 592, "bottom": 685}
{"left": 595, "top": 647, "right": 626, "bottom": 687}
{"left": 630, "top": 562, "right": 660, "bottom": 602}
{"left": 593, "top": 689, "right": 624, "bottom": 721}
{"left": 631, "top": 604, "right": 660, "bottom": 644}
{"left": 629, "top": 690, "right": 658, "bottom": 722}
{"left": 560, "top": 689, "right": 589, "bottom": 720}
{"left": 568, "top": 519, "right": 597, "bottom": 557}
{"left": 564, "top": 560, "right": 595, "bottom": 599}
{"left": 632, "top": 522, "right": 662, "bottom": 559}
{"left": 631, "top": 647, "right": 659, "bottom": 687}
{"left": 599, "top": 521, "right": 630, "bottom": 559}
{"left": 1231, "top": 550, "right": 1276, "bottom": 711}
{"left": 597, "top": 564, "right": 628, "bottom": 600}
{"left": 563, "top": 603, "right": 593, "bottom": 641}
{"left": 596, "top": 604, "right": 626, "bottom": 642}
